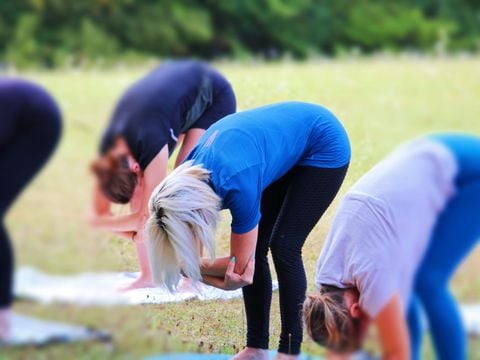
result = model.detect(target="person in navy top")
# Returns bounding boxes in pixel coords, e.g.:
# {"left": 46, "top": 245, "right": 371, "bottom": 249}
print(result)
{"left": 89, "top": 60, "right": 236, "bottom": 290}
{"left": 0, "top": 78, "right": 62, "bottom": 342}
{"left": 146, "top": 102, "right": 351, "bottom": 359}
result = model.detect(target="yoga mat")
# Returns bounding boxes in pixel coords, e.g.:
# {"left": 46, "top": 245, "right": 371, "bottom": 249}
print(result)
{"left": 14, "top": 266, "right": 278, "bottom": 306}
{"left": 459, "top": 304, "right": 480, "bottom": 336}
{"left": 0, "top": 313, "right": 110, "bottom": 347}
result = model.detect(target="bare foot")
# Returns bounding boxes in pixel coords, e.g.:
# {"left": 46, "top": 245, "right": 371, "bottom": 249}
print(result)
{"left": 0, "top": 308, "right": 11, "bottom": 342}
{"left": 178, "top": 277, "right": 201, "bottom": 293}
{"left": 118, "top": 275, "right": 156, "bottom": 292}
{"left": 326, "top": 352, "right": 353, "bottom": 360}
{"left": 232, "top": 347, "right": 269, "bottom": 360}
{"left": 275, "top": 353, "right": 299, "bottom": 360}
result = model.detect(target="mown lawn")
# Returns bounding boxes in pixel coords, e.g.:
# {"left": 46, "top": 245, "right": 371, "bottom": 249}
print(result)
{"left": 2, "top": 57, "right": 480, "bottom": 359}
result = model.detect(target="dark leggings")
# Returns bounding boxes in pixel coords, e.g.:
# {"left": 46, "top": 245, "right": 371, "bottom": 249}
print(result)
{"left": 0, "top": 79, "right": 62, "bottom": 308}
{"left": 242, "top": 164, "right": 348, "bottom": 354}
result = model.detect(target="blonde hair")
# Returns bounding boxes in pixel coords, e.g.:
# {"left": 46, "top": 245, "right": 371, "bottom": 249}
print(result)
{"left": 146, "top": 161, "right": 221, "bottom": 292}
{"left": 302, "top": 286, "right": 362, "bottom": 352}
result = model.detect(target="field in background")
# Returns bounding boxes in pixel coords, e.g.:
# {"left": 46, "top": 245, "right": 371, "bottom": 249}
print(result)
{"left": 2, "top": 58, "right": 480, "bottom": 359}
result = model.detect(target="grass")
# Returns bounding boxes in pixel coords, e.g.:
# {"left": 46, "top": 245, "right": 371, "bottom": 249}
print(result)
{"left": 2, "top": 57, "right": 480, "bottom": 359}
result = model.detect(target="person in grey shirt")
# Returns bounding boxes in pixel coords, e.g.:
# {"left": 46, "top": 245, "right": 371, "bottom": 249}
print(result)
{"left": 303, "top": 133, "right": 480, "bottom": 360}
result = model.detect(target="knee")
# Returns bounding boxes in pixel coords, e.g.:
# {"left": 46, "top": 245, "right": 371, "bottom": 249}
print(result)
{"left": 270, "top": 240, "right": 287, "bottom": 260}
{"left": 270, "top": 239, "right": 302, "bottom": 266}
{"left": 414, "top": 269, "right": 445, "bottom": 301}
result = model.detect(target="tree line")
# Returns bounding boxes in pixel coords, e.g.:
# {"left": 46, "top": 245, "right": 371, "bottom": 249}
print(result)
{"left": 1, "top": 0, "right": 479, "bottom": 68}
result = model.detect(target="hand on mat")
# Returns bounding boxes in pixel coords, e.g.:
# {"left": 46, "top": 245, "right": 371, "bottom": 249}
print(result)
{"left": 223, "top": 256, "right": 255, "bottom": 290}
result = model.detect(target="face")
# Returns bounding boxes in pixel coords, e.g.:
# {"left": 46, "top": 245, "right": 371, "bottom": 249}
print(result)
{"left": 344, "top": 289, "right": 371, "bottom": 345}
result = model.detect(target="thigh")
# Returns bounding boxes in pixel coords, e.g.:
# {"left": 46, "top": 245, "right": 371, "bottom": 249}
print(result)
{"left": 255, "top": 170, "right": 295, "bottom": 252}
{"left": 0, "top": 80, "right": 28, "bottom": 148}
{"left": 432, "top": 134, "right": 480, "bottom": 184}
{"left": 271, "top": 165, "right": 348, "bottom": 248}
{"left": 417, "top": 179, "right": 480, "bottom": 281}
{"left": 0, "top": 98, "right": 61, "bottom": 213}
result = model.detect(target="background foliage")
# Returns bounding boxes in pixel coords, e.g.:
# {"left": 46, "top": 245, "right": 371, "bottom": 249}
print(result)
{"left": 1, "top": 0, "right": 479, "bottom": 68}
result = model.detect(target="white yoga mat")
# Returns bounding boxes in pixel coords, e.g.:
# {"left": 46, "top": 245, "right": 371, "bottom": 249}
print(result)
{"left": 14, "top": 267, "right": 278, "bottom": 306}
{"left": 460, "top": 304, "right": 480, "bottom": 336}
{"left": 13, "top": 267, "right": 480, "bottom": 337}
{"left": 0, "top": 313, "right": 110, "bottom": 347}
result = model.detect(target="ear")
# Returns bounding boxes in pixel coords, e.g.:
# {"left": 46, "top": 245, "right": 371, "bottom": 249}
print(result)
{"left": 132, "top": 161, "right": 141, "bottom": 173}
{"left": 127, "top": 155, "right": 141, "bottom": 174}
{"left": 349, "top": 301, "right": 362, "bottom": 319}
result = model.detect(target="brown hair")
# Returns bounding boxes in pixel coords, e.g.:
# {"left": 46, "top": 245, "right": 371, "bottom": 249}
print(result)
{"left": 303, "top": 285, "right": 362, "bottom": 353}
{"left": 91, "top": 154, "right": 138, "bottom": 204}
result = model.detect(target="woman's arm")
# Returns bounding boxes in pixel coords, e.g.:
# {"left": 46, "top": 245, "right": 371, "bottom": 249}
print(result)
{"left": 200, "top": 226, "right": 258, "bottom": 277}
{"left": 92, "top": 183, "right": 112, "bottom": 215}
{"left": 174, "top": 128, "right": 205, "bottom": 167}
{"left": 89, "top": 211, "right": 143, "bottom": 232}
{"left": 375, "top": 295, "right": 410, "bottom": 360}
{"left": 89, "top": 145, "right": 169, "bottom": 232}
{"left": 113, "top": 231, "right": 136, "bottom": 240}
{"left": 201, "top": 256, "right": 255, "bottom": 291}
{"left": 91, "top": 188, "right": 135, "bottom": 240}
{"left": 201, "top": 257, "right": 231, "bottom": 277}
{"left": 199, "top": 226, "right": 258, "bottom": 290}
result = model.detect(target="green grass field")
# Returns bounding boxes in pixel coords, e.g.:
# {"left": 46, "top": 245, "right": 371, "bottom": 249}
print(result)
{"left": 2, "top": 57, "right": 480, "bottom": 359}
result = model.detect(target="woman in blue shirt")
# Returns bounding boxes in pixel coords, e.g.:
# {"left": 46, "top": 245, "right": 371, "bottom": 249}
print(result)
{"left": 146, "top": 102, "right": 351, "bottom": 359}
{"left": 88, "top": 60, "right": 236, "bottom": 290}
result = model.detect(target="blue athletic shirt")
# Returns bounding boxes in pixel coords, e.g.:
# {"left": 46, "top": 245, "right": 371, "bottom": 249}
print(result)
{"left": 185, "top": 101, "right": 351, "bottom": 234}
{"left": 100, "top": 60, "right": 232, "bottom": 170}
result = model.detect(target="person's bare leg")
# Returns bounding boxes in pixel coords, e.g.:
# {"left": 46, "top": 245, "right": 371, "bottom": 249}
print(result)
{"left": 232, "top": 347, "right": 269, "bottom": 360}
{"left": 0, "top": 308, "right": 11, "bottom": 341}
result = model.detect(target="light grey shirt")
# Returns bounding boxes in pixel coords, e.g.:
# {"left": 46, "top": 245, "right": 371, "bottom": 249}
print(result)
{"left": 316, "top": 137, "right": 458, "bottom": 317}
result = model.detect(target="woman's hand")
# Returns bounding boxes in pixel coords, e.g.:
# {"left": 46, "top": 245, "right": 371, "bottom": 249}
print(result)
{"left": 223, "top": 256, "right": 255, "bottom": 290}
{"left": 202, "top": 256, "right": 255, "bottom": 291}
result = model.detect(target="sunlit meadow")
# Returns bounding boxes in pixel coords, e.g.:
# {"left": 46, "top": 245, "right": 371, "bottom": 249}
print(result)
{"left": 3, "top": 57, "right": 480, "bottom": 359}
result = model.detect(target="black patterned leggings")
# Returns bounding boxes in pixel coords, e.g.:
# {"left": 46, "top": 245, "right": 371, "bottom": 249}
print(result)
{"left": 0, "top": 79, "right": 61, "bottom": 308}
{"left": 242, "top": 164, "right": 348, "bottom": 354}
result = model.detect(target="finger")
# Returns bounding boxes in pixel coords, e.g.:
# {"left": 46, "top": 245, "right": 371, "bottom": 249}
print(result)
{"left": 225, "top": 256, "right": 236, "bottom": 275}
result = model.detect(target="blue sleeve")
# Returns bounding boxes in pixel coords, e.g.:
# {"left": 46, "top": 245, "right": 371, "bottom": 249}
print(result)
{"left": 222, "top": 165, "right": 263, "bottom": 234}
